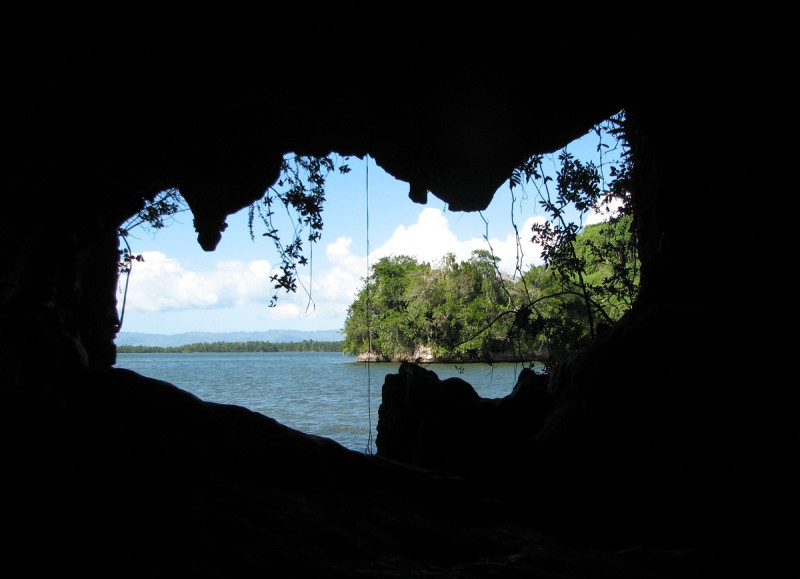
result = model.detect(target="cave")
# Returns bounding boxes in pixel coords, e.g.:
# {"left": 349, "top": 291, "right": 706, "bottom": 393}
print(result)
{"left": 2, "top": 7, "right": 795, "bottom": 578}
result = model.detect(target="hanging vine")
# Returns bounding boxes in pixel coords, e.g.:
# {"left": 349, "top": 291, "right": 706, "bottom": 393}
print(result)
{"left": 248, "top": 153, "right": 351, "bottom": 309}
{"left": 116, "top": 187, "right": 186, "bottom": 330}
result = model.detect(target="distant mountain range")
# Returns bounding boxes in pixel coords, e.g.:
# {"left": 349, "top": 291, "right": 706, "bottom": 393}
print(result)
{"left": 116, "top": 329, "right": 344, "bottom": 347}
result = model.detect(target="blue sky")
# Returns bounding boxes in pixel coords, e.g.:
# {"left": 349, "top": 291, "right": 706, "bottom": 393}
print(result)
{"left": 117, "top": 130, "right": 621, "bottom": 336}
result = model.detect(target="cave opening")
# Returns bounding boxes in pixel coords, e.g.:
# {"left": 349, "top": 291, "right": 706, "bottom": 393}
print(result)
{"left": 111, "top": 117, "right": 632, "bottom": 457}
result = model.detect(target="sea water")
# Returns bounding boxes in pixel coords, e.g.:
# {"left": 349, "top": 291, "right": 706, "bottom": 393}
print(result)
{"left": 114, "top": 352, "right": 533, "bottom": 453}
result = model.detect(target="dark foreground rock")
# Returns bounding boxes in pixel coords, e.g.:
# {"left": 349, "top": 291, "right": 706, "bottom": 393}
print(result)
{"left": 5, "top": 357, "right": 795, "bottom": 578}
{"left": 372, "top": 306, "right": 799, "bottom": 579}
{"left": 377, "top": 362, "right": 553, "bottom": 495}
{"left": 0, "top": 365, "right": 754, "bottom": 579}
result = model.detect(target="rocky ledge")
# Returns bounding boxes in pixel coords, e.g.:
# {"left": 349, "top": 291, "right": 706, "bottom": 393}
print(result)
{"left": 356, "top": 345, "right": 540, "bottom": 364}
{"left": 2, "top": 359, "right": 781, "bottom": 578}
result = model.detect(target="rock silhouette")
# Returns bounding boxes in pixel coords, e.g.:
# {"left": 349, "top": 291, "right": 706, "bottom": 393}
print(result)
{"left": 1, "top": 6, "right": 794, "bottom": 577}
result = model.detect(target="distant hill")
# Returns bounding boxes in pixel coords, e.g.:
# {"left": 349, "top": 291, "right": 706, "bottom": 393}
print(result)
{"left": 116, "top": 329, "right": 343, "bottom": 347}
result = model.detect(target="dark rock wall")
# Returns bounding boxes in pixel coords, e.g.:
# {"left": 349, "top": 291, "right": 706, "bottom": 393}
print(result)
{"left": 377, "top": 362, "right": 553, "bottom": 496}
{"left": 527, "top": 29, "right": 796, "bottom": 551}
{"left": 1, "top": 6, "right": 795, "bottom": 576}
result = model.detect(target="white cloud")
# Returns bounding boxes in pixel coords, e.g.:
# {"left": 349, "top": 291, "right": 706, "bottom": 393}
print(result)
{"left": 586, "top": 195, "right": 625, "bottom": 225}
{"left": 482, "top": 215, "right": 548, "bottom": 273}
{"left": 325, "top": 236, "right": 363, "bottom": 269}
{"left": 371, "top": 208, "right": 463, "bottom": 264}
{"left": 122, "top": 251, "right": 273, "bottom": 313}
{"left": 267, "top": 300, "right": 304, "bottom": 320}
{"left": 368, "top": 207, "right": 546, "bottom": 274}
{"left": 274, "top": 236, "right": 369, "bottom": 324}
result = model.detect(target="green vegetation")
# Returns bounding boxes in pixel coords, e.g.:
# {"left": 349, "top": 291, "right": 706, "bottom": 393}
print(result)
{"left": 117, "top": 340, "right": 343, "bottom": 354}
{"left": 343, "top": 113, "right": 638, "bottom": 371}
{"left": 342, "top": 215, "right": 637, "bottom": 369}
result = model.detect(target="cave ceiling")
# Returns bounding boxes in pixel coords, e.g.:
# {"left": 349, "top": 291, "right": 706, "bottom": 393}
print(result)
{"left": 6, "top": 6, "right": 662, "bottom": 252}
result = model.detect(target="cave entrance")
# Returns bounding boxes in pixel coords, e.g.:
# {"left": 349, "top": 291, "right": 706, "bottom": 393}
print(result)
{"left": 113, "top": 118, "right": 633, "bottom": 454}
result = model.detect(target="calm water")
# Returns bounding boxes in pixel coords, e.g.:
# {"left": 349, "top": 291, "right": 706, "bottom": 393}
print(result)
{"left": 114, "top": 352, "right": 534, "bottom": 453}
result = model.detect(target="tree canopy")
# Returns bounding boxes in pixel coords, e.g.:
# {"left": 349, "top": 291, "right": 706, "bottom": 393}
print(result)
{"left": 342, "top": 210, "right": 638, "bottom": 370}
{"left": 117, "top": 340, "right": 342, "bottom": 354}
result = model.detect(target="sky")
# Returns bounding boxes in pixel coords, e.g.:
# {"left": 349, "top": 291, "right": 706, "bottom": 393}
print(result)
{"left": 116, "top": 131, "right": 621, "bottom": 336}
